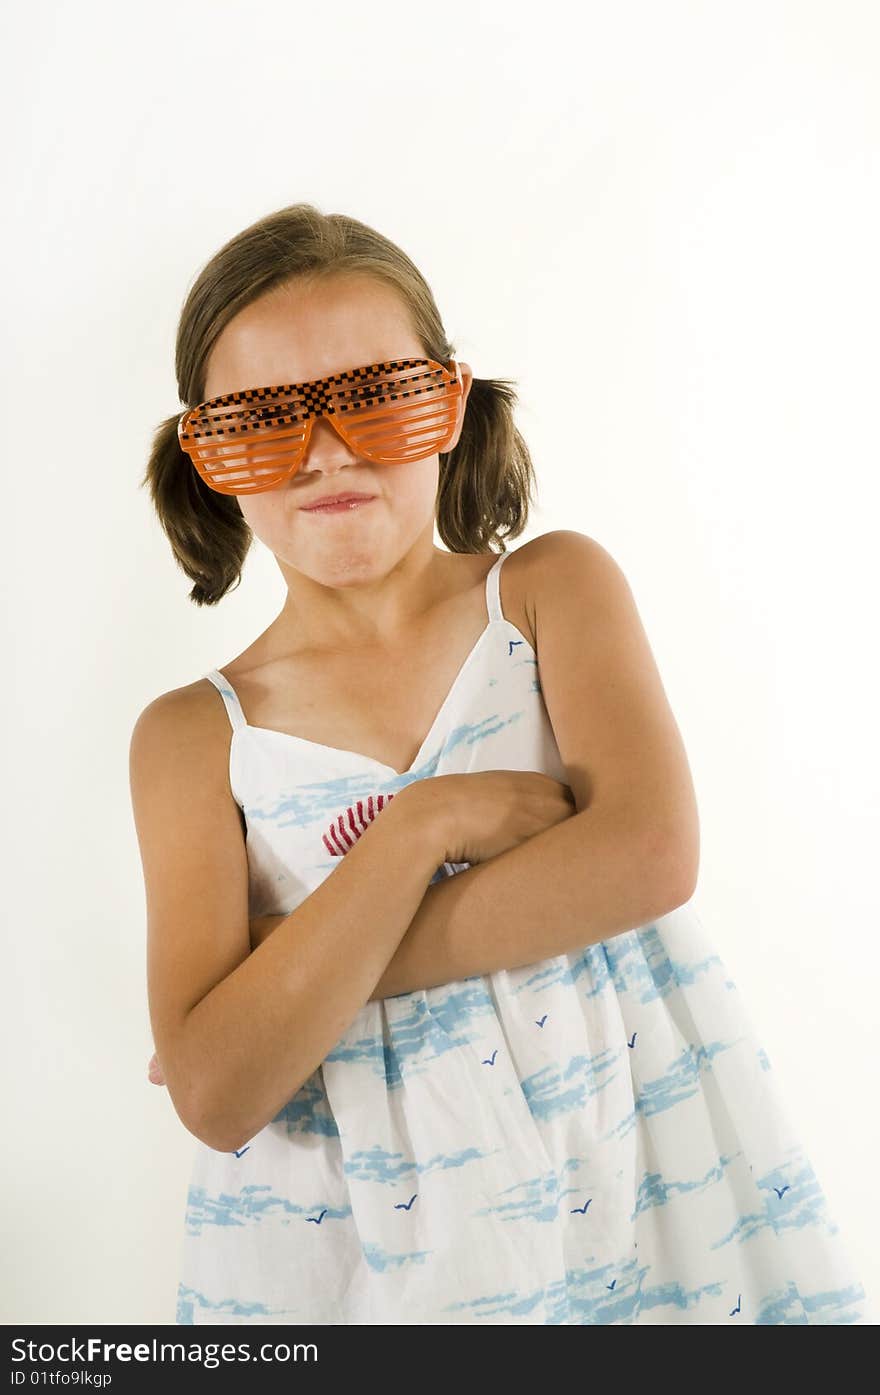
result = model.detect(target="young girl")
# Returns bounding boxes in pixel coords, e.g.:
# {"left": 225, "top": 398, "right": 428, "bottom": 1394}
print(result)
{"left": 130, "top": 202, "right": 871, "bottom": 1326}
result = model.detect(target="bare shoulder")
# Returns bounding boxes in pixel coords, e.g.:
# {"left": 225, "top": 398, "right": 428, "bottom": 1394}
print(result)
{"left": 506, "top": 530, "right": 626, "bottom": 648}
{"left": 129, "top": 676, "right": 244, "bottom": 829}
{"left": 130, "top": 677, "right": 232, "bottom": 767}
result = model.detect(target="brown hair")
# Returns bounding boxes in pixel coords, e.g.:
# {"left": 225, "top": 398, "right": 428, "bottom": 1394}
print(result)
{"left": 141, "top": 203, "right": 537, "bottom": 605}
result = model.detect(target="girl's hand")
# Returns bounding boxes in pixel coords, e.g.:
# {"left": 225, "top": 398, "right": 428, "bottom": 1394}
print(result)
{"left": 147, "top": 914, "right": 289, "bottom": 1086}
{"left": 412, "top": 770, "right": 578, "bottom": 866}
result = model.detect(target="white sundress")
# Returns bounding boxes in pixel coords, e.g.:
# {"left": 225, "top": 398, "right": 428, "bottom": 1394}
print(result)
{"left": 175, "top": 548, "right": 872, "bottom": 1325}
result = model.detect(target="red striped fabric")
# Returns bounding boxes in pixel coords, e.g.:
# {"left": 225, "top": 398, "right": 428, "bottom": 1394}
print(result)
{"left": 322, "top": 792, "right": 396, "bottom": 857}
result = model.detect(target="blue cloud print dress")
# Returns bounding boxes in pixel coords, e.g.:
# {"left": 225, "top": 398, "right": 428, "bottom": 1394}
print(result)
{"left": 175, "top": 549, "right": 872, "bottom": 1325}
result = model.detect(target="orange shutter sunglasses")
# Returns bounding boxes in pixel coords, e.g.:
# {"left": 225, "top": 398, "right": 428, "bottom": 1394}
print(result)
{"left": 177, "top": 356, "right": 464, "bottom": 495}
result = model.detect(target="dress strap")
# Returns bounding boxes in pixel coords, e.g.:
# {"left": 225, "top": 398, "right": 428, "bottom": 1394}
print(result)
{"left": 485, "top": 550, "right": 510, "bottom": 624}
{"left": 204, "top": 669, "right": 248, "bottom": 732}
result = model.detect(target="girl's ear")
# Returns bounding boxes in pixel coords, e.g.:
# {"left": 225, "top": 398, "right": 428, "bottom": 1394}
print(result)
{"left": 447, "top": 361, "right": 473, "bottom": 451}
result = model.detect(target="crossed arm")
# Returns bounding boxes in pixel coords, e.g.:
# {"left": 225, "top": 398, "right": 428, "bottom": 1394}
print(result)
{"left": 250, "top": 797, "right": 692, "bottom": 1001}
{"left": 149, "top": 808, "right": 687, "bottom": 1083}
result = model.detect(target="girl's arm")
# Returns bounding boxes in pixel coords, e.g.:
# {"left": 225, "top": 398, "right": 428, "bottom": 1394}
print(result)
{"left": 132, "top": 687, "right": 448, "bottom": 1154}
{"left": 148, "top": 799, "right": 679, "bottom": 1086}
{"left": 246, "top": 800, "right": 690, "bottom": 1001}
{"left": 149, "top": 911, "right": 336, "bottom": 1087}
{"left": 369, "top": 801, "right": 690, "bottom": 998}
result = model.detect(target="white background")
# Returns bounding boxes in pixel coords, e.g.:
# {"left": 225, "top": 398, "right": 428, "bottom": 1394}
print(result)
{"left": 2, "top": 0, "right": 877, "bottom": 1324}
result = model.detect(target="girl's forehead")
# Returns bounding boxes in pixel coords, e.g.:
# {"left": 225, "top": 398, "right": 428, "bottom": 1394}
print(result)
{"left": 203, "top": 280, "right": 421, "bottom": 398}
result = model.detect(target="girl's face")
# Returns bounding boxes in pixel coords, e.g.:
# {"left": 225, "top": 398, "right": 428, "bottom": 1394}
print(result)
{"left": 201, "top": 274, "right": 473, "bottom": 590}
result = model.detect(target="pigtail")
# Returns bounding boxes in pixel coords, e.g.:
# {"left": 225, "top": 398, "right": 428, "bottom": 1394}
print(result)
{"left": 437, "top": 375, "right": 537, "bottom": 554}
{"left": 140, "top": 413, "right": 252, "bottom": 606}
